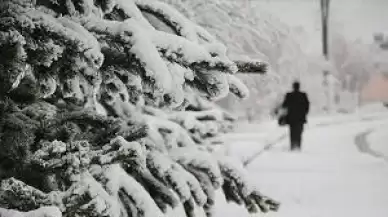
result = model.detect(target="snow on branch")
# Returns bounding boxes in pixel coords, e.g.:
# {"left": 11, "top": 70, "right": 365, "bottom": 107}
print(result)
{"left": 145, "top": 114, "right": 196, "bottom": 149}
{"left": 227, "top": 75, "right": 250, "bottom": 99}
{"left": 83, "top": 18, "right": 173, "bottom": 96}
{"left": 134, "top": 0, "right": 218, "bottom": 45}
{"left": 102, "top": 164, "right": 165, "bottom": 217}
{"left": 135, "top": 0, "right": 201, "bottom": 41}
{"left": 151, "top": 31, "right": 237, "bottom": 74}
{"left": 169, "top": 147, "right": 223, "bottom": 189}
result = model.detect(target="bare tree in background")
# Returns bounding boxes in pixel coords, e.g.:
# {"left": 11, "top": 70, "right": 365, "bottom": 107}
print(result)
{"left": 330, "top": 28, "right": 383, "bottom": 108}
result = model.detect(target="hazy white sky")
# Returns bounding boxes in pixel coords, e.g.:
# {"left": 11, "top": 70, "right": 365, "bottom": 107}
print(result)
{"left": 254, "top": 0, "right": 388, "bottom": 53}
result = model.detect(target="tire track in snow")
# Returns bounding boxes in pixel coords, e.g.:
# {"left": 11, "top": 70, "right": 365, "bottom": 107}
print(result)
{"left": 354, "top": 129, "right": 388, "bottom": 162}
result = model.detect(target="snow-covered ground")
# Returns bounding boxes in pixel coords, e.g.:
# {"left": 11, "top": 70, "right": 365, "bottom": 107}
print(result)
{"left": 368, "top": 122, "right": 388, "bottom": 159}
{"left": 215, "top": 106, "right": 388, "bottom": 217}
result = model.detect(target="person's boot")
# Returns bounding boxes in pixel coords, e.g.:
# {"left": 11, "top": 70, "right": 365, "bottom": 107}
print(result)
{"left": 295, "top": 143, "right": 302, "bottom": 151}
{"left": 290, "top": 143, "right": 297, "bottom": 151}
{"left": 290, "top": 142, "right": 301, "bottom": 152}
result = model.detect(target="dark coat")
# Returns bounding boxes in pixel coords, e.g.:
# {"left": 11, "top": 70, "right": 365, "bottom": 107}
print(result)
{"left": 282, "top": 91, "right": 310, "bottom": 124}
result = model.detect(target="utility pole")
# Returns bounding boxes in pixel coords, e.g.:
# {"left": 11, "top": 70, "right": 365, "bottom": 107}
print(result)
{"left": 320, "top": 0, "right": 332, "bottom": 112}
{"left": 321, "top": 0, "right": 330, "bottom": 60}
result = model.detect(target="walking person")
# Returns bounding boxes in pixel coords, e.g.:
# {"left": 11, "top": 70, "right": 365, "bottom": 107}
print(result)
{"left": 281, "top": 81, "right": 310, "bottom": 151}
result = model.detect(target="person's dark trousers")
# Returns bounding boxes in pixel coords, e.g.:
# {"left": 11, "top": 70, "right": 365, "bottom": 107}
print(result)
{"left": 289, "top": 123, "right": 304, "bottom": 151}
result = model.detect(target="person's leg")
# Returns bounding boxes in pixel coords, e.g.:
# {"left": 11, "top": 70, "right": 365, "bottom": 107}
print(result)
{"left": 289, "top": 124, "right": 297, "bottom": 151}
{"left": 300, "top": 124, "right": 305, "bottom": 148}
{"left": 295, "top": 123, "right": 304, "bottom": 150}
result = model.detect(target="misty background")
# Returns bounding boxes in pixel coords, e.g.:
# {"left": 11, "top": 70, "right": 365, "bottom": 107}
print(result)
{"left": 164, "top": 0, "right": 388, "bottom": 121}
{"left": 258, "top": 0, "right": 388, "bottom": 52}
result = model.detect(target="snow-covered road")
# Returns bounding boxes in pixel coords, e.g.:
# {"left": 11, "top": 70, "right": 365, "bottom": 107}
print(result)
{"left": 215, "top": 111, "right": 388, "bottom": 217}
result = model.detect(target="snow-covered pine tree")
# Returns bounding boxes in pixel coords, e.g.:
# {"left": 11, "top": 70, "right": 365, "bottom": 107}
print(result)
{"left": 0, "top": 0, "right": 279, "bottom": 217}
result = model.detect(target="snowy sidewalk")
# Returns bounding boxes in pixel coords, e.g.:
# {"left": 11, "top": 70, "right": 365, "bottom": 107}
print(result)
{"left": 215, "top": 113, "right": 388, "bottom": 217}
{"left": 220, "top": 109, "right": 388, "bottom": 164}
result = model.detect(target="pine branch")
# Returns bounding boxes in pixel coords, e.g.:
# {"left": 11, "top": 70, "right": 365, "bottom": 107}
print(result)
{"left": 0, "top": 178, "right": 54, "bottom": 211}
{"left": 129, "top": 168, "right": 179, "bottom": 212}
{"left": 217, "top": 156, "right": 280, "bottom": 214}
{"left": 184, "top": 166, "right": 216, "bottom": 217}
{"left": 234, "top": 60, "right": 267, "bottom": 74}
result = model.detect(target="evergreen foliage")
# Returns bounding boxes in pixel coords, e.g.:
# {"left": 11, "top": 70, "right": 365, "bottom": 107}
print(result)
{"left": 0, "top": 0, "right": 278, "bottom": 216}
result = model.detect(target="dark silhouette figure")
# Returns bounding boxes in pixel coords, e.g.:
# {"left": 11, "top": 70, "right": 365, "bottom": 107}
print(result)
{"left": 281, "top": 81, "right": 310, "bottom": 151}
